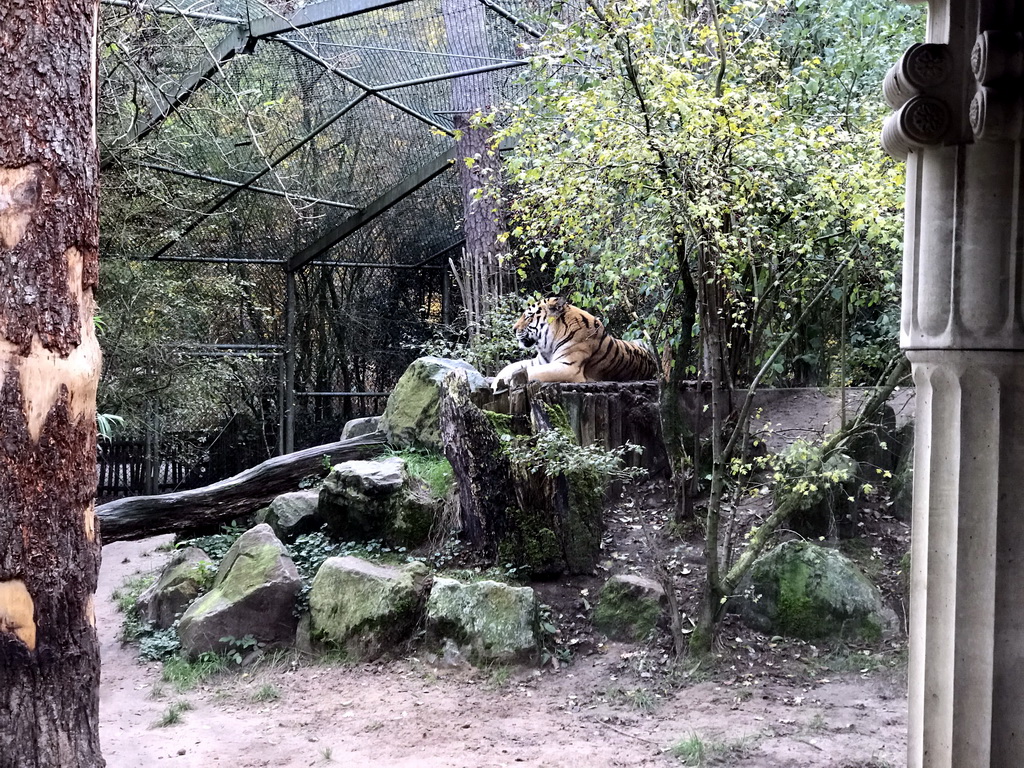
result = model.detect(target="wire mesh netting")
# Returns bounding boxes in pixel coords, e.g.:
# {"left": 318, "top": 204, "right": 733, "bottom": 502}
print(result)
{"left": 96, "top": 0, "right": 563, "bottom": 474}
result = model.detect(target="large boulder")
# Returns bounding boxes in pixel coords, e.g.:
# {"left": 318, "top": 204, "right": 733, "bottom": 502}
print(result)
{"left": 137, "top": 547, "right": 214, "bottom": 629}
{"left": 592, "top": 574, "right": 665, "bottom": 642}
{"left": 735, "top": 540, "right": 893, "bottom": 642}
{"left": 318, "top": 456, "right": 442, "bottom": 548}
{"left": 425, "top": 578, "right": 540, "bottom": 664}
{"left": 308, "top": 556, "right": 432, "bottom": 659}
{"left": 177, "top": 524, "right": 302, "bottom": 657}
{"left": 381, "top": 356, "right": 489, "bottom": 452}
{"left": 262, "top": 490, "right": 321, "bottom": 541}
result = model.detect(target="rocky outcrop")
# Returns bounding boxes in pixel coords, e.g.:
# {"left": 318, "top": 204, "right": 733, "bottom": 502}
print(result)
{"left": 735, "top": 540, "right": 893, "bottom": 643}
{"left": 137, "top": 547, "right": 214, "bottom": 629}
{"left": 308, "top": 557, "right": 432, "bottom": 659}
{"left": 592, "top": 575, "right": 665, "bottom": 642}
{"left": 382, "top": 356, "right": 490, "bottom": 452}
{"left": 261, "top": 490, "right": 322, "bottom": 541}
{"left": 177, "top": 524, "right": 302, "bottom": 657}
{"left": 425, "top": 578, "right": 540, "bottom": 664}
{"left": 318, "top": 457, "right": 442, "bottom": 548}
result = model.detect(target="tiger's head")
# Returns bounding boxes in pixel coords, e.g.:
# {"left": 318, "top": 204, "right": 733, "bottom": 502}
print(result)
{"left": 512, "top": 296, "right": 567, "bottom": 350}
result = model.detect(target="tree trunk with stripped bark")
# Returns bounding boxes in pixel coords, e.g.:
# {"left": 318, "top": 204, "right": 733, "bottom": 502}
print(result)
{"left": 0, "top": 0, "right": 105, "bottom": 765}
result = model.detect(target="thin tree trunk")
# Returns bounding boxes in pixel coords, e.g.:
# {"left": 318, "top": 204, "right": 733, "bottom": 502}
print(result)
{"left": 443, "top": 0, "right": 510, "bottom": 330}
{"left": 0, "top": 1, "right": 104, "bottom": 765}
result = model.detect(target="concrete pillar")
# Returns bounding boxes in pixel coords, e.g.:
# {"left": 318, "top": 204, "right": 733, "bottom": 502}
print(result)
{"left": 885, "top": 4, "right": 1024, "bottom": 765}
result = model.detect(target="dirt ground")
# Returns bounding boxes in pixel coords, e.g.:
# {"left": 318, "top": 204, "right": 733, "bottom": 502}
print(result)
{"left": 97, "top": 533, "right": 907, "bottom": 768}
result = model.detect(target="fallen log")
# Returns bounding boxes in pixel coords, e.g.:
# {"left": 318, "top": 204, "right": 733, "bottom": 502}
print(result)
{"left": 96, "top": 432, "right": 389, "bottom": 543}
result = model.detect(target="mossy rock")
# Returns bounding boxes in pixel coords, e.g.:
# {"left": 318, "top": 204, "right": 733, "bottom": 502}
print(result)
{"left": 137, "top": 547, "right": 214, "bottom": 630}
{"left": 381, "top": 357, "right": 490, "bottom": 452}
{"left": 737, "top": 540, "right": 893, "bottom": 643}
{"left": 592, "top": 575, "right": 665, "bottom": 642}
{"left": 318, "top": 457, "right": 442, "bottom": 548}
{"left": 308, "top": 556, "right": 432, "bottom": 660}
{"left": 425, "top": 578, "right": 540, "bottom": 664}
{"left": 177, "top": 524, "right": 301, "bottom": 657}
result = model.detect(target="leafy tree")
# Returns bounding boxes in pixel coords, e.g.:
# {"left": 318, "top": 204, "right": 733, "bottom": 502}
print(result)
{"left": 491, "top": 0, "right": 921, "bottom": 650}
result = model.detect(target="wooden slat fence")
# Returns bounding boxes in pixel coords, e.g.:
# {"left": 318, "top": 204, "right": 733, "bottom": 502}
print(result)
{"left": 484, "top": 381, "right": 671, "bottom": 478}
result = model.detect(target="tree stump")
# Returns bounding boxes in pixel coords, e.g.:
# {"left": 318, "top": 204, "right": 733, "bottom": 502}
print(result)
{"left": 439, "top": 370, "right": 516, "bottom": 558}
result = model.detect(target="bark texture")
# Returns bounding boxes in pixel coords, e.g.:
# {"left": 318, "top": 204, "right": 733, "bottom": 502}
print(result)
{"left": 443, "top": 0, "right": 511, "bottom": 329}
{"left": 0, "top": 0, "right": 104, "bottom": 766}
{"left": 439, "top": 371, "right": 515, "bottom": 557}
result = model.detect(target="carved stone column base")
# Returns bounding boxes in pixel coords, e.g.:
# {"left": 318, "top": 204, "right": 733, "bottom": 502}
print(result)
{"left": 908, "top": 349, "right": 1024, "bottom": 767}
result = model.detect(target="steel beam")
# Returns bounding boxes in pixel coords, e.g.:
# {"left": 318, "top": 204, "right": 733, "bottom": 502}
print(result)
{"left": 100, "top": 0, "right": 243, "bottom": 25}
{"left": 138, "top": 162, "right": 358, "bottom": 209}
{"left": 248, "top": 0, "right": 416, "bottom": 38}
{"left": 151, "top": 91, "right": 370, "bottom": 259}
{"left": 287, "top": 147, "right": 457, "bottom": 272}
{"left": 101, "top": 26, "right": 251, "bottom": 168}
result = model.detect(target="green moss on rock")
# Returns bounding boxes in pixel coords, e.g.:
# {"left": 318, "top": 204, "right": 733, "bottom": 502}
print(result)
{"left": 425, "top": 578, "right": 539, "bottom": 664}
{"left": 592, "top": 575, "right": 665, "bottom": 642}
{"left": 308, "top": 557, "right": 432, "bottom": 659}
{"left": 739, "top": 541, "right": 891, "bottom": 643}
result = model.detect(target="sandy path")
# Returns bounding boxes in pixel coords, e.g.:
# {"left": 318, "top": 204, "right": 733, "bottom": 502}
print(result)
{"left": 97, "top": 538, "right": 906, "bottom": 768}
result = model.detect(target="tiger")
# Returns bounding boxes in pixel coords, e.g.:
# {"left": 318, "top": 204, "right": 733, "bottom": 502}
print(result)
{"left": 492, "top": 296, "right": 660, "bottom": 391}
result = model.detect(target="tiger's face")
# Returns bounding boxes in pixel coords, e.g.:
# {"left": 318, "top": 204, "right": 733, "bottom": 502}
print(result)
{"left": 513, "top": 297, "right": 566, "bottom": 350}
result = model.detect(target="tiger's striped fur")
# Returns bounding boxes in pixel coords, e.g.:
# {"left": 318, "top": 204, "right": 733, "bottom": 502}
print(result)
{"left": 493, "top": 297, "right": 659, "bottom": 389}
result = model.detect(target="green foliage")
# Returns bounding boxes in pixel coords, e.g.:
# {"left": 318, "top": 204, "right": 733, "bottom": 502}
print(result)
{"left": 671, "top": 732, "right": 754, "bottom": 766}
{"left": 420, "top": 294, "right": 528, "bottom": 375}
{"left": 773, "top": 439, "right": 856, "bottom": 511}
{"left": 112, "top": 573, "right": 156, "bottom": 643}
{"left": 387, "top": 448, "right": 455, "bottom": 498}
{"left": 252, "top": 684, "right": 281, "bottom": 703}
{"left": 493, "top": 0, "right": 923, "bottom": 386}
{"left": 139, "top": 627, "right": 182, "bottom": 662}
{"left": 161, "top": 653, "right": 227, "bottom": 692}
{"left": 502, "top": 429, "right": 646, "bottom": 496}
{"left": 178, "top": 523, "right": 247, "bottom": 566}
{"left": 219, "top": 634, "right": 261, "bottom": 665}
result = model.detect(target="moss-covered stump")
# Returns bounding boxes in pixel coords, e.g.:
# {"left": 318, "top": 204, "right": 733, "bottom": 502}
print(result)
{"left": 425, "top": 578, "right": 540, "bottom": 664}
{"left": 137, "top": 547, "right": 214, "bottom": 629}
{"left": 308, "top": 556, "right": 432, "bottom": 660}
{"left": 318, "top": 457, "right": 442, "bottom": 548}
{"left": 382, "top": 356, "right": 491, "bottom": 451}
{"left": 592, "top": 575, "right": 665, "bottom": 642}
{"left": 736, "top": 540, "right": 893, "bottom": 643}
{"left": 177, "top": 524, "right": 302, "bottom": 657}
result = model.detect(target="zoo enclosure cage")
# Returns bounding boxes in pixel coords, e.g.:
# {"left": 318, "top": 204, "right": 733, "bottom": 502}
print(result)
{"left": 97, "top": 0, "right": 561, "bottom": 496}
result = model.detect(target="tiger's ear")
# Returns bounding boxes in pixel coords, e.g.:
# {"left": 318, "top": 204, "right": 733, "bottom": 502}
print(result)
{"left": 547, "top": 296, "right": 568, "bottom": 316}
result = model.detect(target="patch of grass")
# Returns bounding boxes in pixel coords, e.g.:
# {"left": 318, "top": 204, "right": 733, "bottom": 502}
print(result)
{"left": 485, "top": 665, "right": 512, "bottom": 690}
{"left": 112, "top": 573, "right": 156, "bottom": 641}
{"left": 252, "top": 684, "right": 280, "bottom": 702}
{"left": 161, "top": 653, "right": 227, "bottom": 692}
{"left": 807, "top": 712, "right": 828, "bottom": 733}
{"left": 320, "top": 746, "right": 333, "bottom": 762}
{"left": 672, "top": 733, "right": 706, "bottom": 766}
{"left": 625, "top": 687, "right": 655, "bottom": 712}
{"left": 153, "top": 700, "right": 193, "bottom": 728}
{"left": 670, "top": 732, "right": 755, "bottom": 766}
{"left": 390, "top": 448, "right": 455, "bottom": 498}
